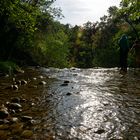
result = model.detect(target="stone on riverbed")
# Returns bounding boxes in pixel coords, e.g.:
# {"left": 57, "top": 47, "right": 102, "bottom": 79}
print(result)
{"left": 0, "top": 119, "right": 9, "bottom": 125}
{"left": 38, "top": 75, "right": 44, "bottom": 79}
{"left": 12, "top": 85, "right": 18, "bottom": 90}
{"left": 21, "top": 80, "right": 27, "bottom": 85}
{"left": 21, "top": 130, "right": 33, "bottom": 138}
{"left": 11, "top": 97, "right": 20, "bottom": 103}
{"left": 66, "top": 92, "right": 72, "bottom": 96}
{"left": 21, "top": 116, "right": 33, "bottom": 122}
{"left": 33, "top": 77, "right": 37, "bottom": 80}
{"left": 39, "top": 81, "right": 46, "bottom": 85}
{"left": 60, "top": 83, "right": 68, "bottom": 86}
{"left": 6, "top": 102, "right": 22, "bottom": 110}
{"left": 0, "top": 106, "right": 9, "bottom": 119}
{"left": 94, "top": 129, "right": 105, "bottom": 134}
{"left": 5, "top": 84, "right": 18, "bottom": 90}
{"left": 15, "top": 80, "right": 21, "bottom": 85}
{"left": 64, "top": 80, "right": 70, "bottom": 83}
{"left": 9, "top": 117, "right": 19, "bottom": 123}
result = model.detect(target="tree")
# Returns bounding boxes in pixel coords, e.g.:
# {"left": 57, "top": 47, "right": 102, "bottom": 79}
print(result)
{"left": 118, "top": 0, "right": 140, "bottom": 39}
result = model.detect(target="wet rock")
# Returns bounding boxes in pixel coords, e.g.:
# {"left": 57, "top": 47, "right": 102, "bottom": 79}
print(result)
{"left": 21, "top": 116, "right": 33, "bottom": 122}
{"left": 20, "top": 98, "right": 27, "bottom": 103}
{"left": 15, "top": 80, "right": 21, "bottom": 85}
{"left": 39, "top": 81, "right": 46, "bottom": 85}
{"left": 5, "top": 85, "right": 13, "bottom": 89}
{"left": 0, "top": 108, "right": 9, "bottom": 119}
{"left": 5, "top": 84, "right": 18, "bottom": 90}
{"left": 12, "top": 85, "right": 18, "bottom": 90}
{"left": 27, "top": 119, "right": 36, "bottom": 125}
{"left": 60, "top": 83, "right": 68, "bottom": 86}
{"left": 5, "top": 83, "right": 18, "bottom": 90}
{"left": 33, "top": 77, "right": 37, "bottom": 80}
{"left": 38, "top": 75, "right": 44, "bottom": 79}
{"left": 21, "top": 130, "right": 33, "bottom": 138}
{"left": 9, "top": 109, "right": 16, "bottom": 114}
{"left": 64, "top": 80, "right": 70, "bottom": 84}
{"left": 94, "top": 129, "right": 105, "bottom": 134}
{"left": 12, "top": 77, "right": 16, "bottom": 82}
{"left": 31, "top": 102, "right": 35, "bottom": 106}
{"left": 0, "top": 120, "right": 5, "bottom": 125}
{"left": 5, "top": 74, "right": 9, "bottom": 77}
{"left": 11, "top": 97, "right": 20, "bottom": 103}
{"left": 21, "top": 80, "right": 27, "bottom": 85}
{"left": 75, "top": 92, "right": 80, "bottom": 94}
{"left": 0, "top": 119, "right": 9, "bottom": 125}
{"left": 66, "top": 92, "right": 72, "bottom": 96}
{"left": 9, "top": 117, "right": 19, "bottom": 123}
{"left": 7, "top": 103, "right": 22, "bottom": 110}
{"left": 14, "top": 69, "right": 24, "bottom": 74}
{"left": 35, "top": 65, "right": 40, "bottom": 69}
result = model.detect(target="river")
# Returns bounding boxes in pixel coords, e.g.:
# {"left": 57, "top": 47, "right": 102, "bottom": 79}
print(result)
{"left": 0, "top": 67, "right": 140, "bottom": 140}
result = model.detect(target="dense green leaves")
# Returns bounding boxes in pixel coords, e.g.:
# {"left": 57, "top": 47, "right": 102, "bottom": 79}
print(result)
{"left": 0, "top": 0, "right": 139, "bottom": 68}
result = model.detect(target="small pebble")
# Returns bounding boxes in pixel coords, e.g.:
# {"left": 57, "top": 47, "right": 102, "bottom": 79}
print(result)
{"left": 39, "top": 81, "right": 46, "bottom": 85}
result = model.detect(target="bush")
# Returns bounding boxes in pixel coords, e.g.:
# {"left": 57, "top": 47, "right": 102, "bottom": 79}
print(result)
{"left": 0, "top": 61, "right": 20, "bottom": 75}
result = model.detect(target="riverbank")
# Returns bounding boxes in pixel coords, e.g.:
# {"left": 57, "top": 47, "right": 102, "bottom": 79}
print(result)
{"left": 0, "top": 67, "right": 55, "bottom": 140}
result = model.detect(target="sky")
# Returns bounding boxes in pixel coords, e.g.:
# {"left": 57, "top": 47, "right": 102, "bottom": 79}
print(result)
{"left": 53, "top": 0, "right": 121, "bottom": 26}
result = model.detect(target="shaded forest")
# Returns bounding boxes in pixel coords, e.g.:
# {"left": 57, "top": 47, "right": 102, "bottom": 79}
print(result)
{"left": 0, "top": 0, "right": 140, "bottom": 72}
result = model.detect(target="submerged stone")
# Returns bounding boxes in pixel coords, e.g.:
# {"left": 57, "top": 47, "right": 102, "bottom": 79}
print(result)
{"left": 64, "top": 80, "right": 70, "bottom": 84}
{"left": 7, "top": 103, "right": 22, "bottom": 110}
{"left": 66, "top": 92, "right": 72, "bottom": 96}
{"left": 0, "top": 109, "right": 9, "bottom": 119}
{"left": 12, "top": 85, "right": 18, "bottom": 90}
{"left": 21, "top": 130, "right": 33, "bottom": 138}
{"left": 94, "top": 129, "right": 105, "bottom": 134}
{"left": 11, "top": 97, "right": 20, "bottom": 103}
{"left": 39, "top": 81, "right": 46, "bottom": 85}
{"left": 21, "top": 116, "right": 33, "bottom": 122}
{"left": 21, "top": 80, "right": 27, "bottom": 85}
{"left": 60, "top": 83, "right": 68, "bottom": 86}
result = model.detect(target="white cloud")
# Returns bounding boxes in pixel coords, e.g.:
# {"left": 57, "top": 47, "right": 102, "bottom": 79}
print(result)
{"left": 53, "top": 0, "right": 121, "bottom": 26}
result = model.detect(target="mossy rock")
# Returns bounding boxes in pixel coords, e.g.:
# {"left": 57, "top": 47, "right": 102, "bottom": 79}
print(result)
{"left": 21, "top": 130, "right": 33, "bottom": 138}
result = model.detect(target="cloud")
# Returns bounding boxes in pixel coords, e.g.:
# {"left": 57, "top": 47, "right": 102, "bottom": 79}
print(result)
{"left": 53, "top": 0, "right": 120, "bottom": 25}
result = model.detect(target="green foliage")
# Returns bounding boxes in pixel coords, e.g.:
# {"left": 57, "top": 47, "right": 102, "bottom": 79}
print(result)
{"left": 32, "top": 21, "right": 70, "bottom": 68}
{"left": 92, "top": 48, "right": 119, "bottom": 67}
{"left": 0, "top": 61, "right": 20, "bottom": 74}
{"left": 0, "top": 0, "right": 139, "bottom": 69}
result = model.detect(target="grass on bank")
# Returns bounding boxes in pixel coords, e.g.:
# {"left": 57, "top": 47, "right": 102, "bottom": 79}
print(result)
{"left": 0, "top": 61, "right": 22, "bottom": 75}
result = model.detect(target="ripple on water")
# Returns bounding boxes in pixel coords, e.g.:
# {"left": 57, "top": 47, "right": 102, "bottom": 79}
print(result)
{"left": 0, "top": 67, "right": 140, "bottom": 140}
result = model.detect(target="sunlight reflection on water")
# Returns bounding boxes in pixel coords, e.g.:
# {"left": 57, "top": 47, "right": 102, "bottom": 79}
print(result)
{"left": 42, "top": 68, "right": 140, "bottom": 140}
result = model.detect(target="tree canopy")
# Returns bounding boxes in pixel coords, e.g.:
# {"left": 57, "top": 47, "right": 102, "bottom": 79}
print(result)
{"left": 0, "top": 0, "right": 139, "bottom": 69}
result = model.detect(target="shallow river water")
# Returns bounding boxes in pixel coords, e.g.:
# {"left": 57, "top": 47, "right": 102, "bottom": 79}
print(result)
{"left": 0, "top": 67, "right": 140, "bottom": 140}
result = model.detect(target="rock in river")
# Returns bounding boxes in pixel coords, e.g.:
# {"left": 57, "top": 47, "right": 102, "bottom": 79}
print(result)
{"left": 6, "top": 103, "right": 22, "bottom": 110}
{"left": 11, "top": 97, "right": 20, "bottom": 103}
{"left": 39, "top": 81, "right": 46, "bottom": 85}
{"left": 0, "top": 109, "right": 9, "bottom": 119}
{"left": 21, "top": 130, "right": 33, "bottom": 138}
{"left": 21, "top": 116, "right": 32, "bottom": 122}
{"left": 21, "top": 80, "right": 27, "bottom": 85}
